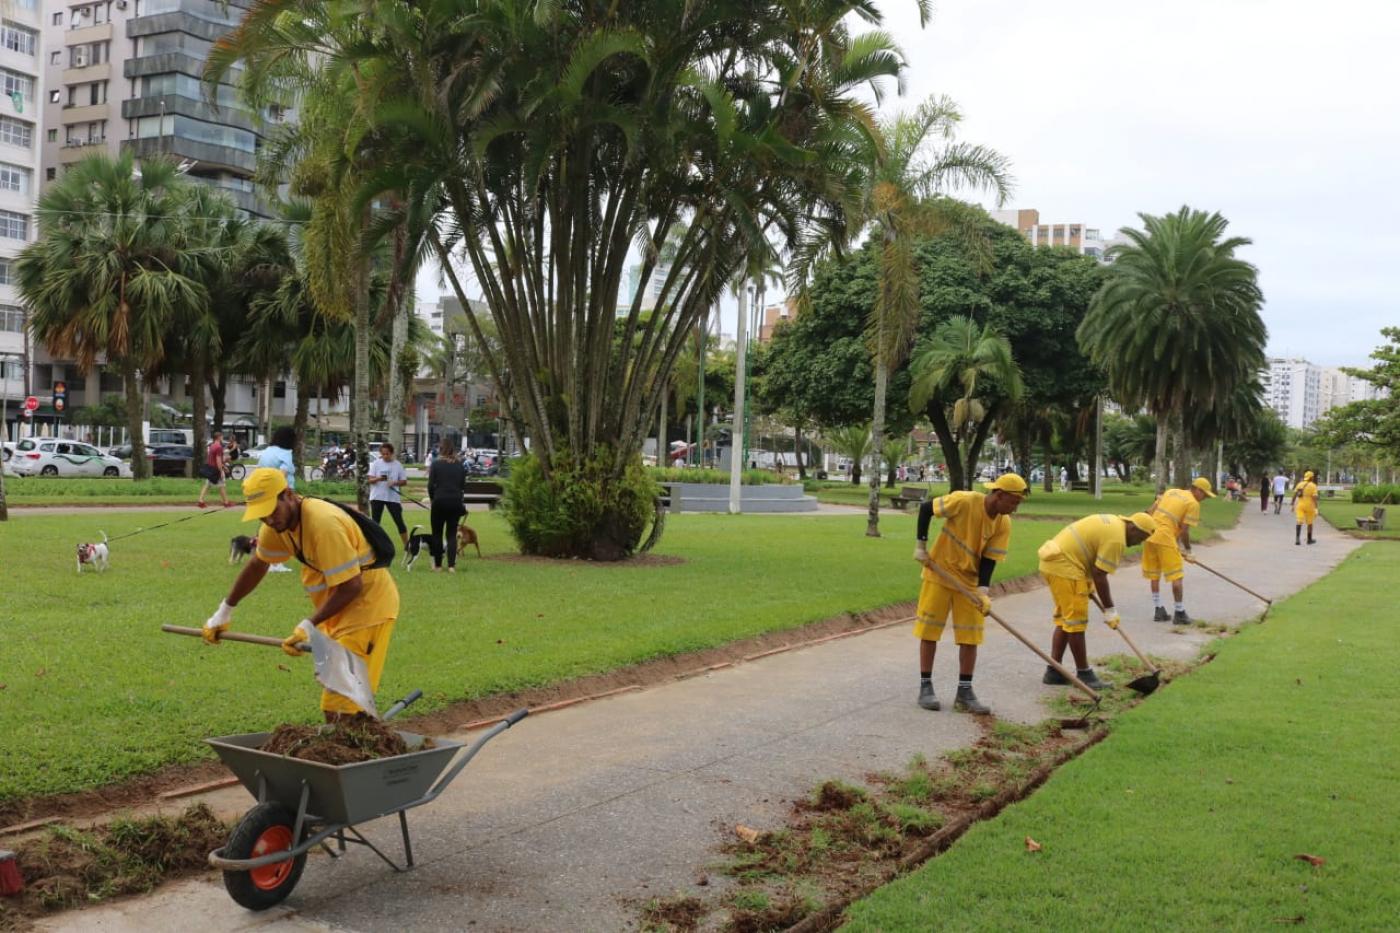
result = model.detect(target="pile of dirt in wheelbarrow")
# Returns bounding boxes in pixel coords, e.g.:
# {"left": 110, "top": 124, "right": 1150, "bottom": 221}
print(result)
{"left": 0, "top": 804, "right": 228, "bottom": 929}
{"left": 262, "top": 714, "right": 434, "bottom": 765}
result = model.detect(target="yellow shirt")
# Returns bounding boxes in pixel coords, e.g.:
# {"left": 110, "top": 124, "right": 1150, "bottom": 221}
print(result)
{"left": 1038, "top": 514, "right": 1127, "bottom": 581}
{"left": 922, "top": 491, "right": 1012, "bottom": 589}
{"left": 1293, "top": 481, "right": 1319, "bottom": 511}
{"left": 257, "top": 498, "right": 401, "bottom": 637}
{"left": 1149, "top": 488, "right": 1201, "bottom": 547}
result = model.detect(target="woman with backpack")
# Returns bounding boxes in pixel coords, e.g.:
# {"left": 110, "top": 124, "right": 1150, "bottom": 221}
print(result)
{"left": 427, "top": 439, "right": 468, "bottom": 573}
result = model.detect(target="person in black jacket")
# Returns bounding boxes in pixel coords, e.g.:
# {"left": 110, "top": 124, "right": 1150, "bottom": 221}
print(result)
{"left": 427, "top": 438, "right": 468, "bottom": 572}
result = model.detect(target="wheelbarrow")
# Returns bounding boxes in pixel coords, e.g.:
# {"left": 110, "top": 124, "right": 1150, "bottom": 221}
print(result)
{"left": 205, "top": 690, "right": 528, "bottom": 910}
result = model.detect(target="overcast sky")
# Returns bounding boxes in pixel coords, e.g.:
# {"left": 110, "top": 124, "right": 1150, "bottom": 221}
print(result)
{"left": 418, "top": 0, "right": 1398, "bottom": 367}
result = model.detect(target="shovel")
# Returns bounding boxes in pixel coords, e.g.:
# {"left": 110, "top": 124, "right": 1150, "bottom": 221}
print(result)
{"left": 1185, "top": 554, "right": 1273, "bottom": 621}
{"left": 162, "top": 624, "right": 380, "bottom": 718}
{"left": 922, "top": 562, "right": 1101, "bottom": 716}
{"left": 1088, "top": 595, "right": 1161, "bottom": 695}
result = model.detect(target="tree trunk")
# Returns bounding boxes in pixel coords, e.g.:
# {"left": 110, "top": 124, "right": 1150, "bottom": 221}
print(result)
{"left": 124, "top": 363, "right": 149, "bottom": 480}
{"left": 292, "top": 387, "right": 311, "bottom": 481}
{"left": 207, "top": 370, "right": 227, "bottom": 436}
{"left": 886, "top": 458, "right": 897, "bottom": 489}
{"left": 794, "top": 423, "right": 806, "bottom": 480}
{"left": 1042, "top": 437, "right": 1053, "bottom": 492}
{"left": 1172, "top": 407, "right": 1191, "bottom": 489}
{"left": 190, "top": 351, "right": 207, "bottom": 479}
{"left": 926, "top": 404, "right": 965, "bottom": 491}
{"left": 657, "top": 389, "right": 666, "bottom": 468}
{"left": 1153, "top": 416, "right": 1168, "bottom": 494}
{"left": 353, "top": 256, "right": 371, "bottom": 510}
{"left": 388, "top": 298, "right": 409, "bottom": 456}
{"left": 866, "top": 359, "right": 887, "bottom": 536}
{"left": 964, "top": 413, "right": 997, "bottom": 488}
{"left": 850, "top": 457, "right": 862, "bottom": 485}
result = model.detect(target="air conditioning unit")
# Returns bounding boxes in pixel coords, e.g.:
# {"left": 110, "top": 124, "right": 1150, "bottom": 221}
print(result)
{"left": 115, "top": 0, "right": 127, "bottom": 8}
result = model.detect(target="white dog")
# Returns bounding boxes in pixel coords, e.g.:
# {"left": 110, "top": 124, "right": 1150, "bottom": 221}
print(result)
{"left": 76, "top": 532, "right": 110, "bottom": 573}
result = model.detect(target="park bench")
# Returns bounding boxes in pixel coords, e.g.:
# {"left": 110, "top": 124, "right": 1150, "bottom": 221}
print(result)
{"left": 657, "top": 482, "right": 682, "bottom": 514}
{"left": 1355, "top": 507, "right": 1387, "bottom": 532}
{"left": 1070, "top": 480, "right": 1091, "bottom": 493}
{"left": 462, "top": 480, "right": 505, "bottom": 510}
{"left": 889, "top": 485, "right": 929, "bottom": 510}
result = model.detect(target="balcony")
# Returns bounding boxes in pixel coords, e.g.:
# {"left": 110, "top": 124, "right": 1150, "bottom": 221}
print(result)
{"left": 124, "top": 52, "right": 241, "bottom": 82}
{"left": 61, "top": 62, "right": 111, "bottom": 84}
{"left": 65, "top": 21, "right": 113, "bottom": 44}
{"left": 121, "top": 134, "right": 256, "bottom": 174}
{"left": 60, "top": 102, "right": 109, "bottom": 124}
{"left": 122, "top": 93, "right": 257, "bottom": 133}
{"left": 127, "top": 11, "right": 239, "bottom": 42}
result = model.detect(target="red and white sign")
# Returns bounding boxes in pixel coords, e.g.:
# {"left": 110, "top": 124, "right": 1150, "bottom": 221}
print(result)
{"left": 22, "top": 395, "right": 38, "bottom": 412}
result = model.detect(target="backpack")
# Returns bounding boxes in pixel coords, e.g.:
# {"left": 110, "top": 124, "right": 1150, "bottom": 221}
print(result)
{"left": 295, "top": 498, "right": 397, "bottom": 572}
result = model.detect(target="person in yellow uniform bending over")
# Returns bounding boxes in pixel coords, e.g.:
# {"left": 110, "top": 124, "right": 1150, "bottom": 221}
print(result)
{"left": 1143, "top": 476, "right": 1215, "bottom": 626}
{"left": 1291, "top": 470, "right": 1320, "bottom": 546}
{"left": 1037, "top": 512, "right": 1155, "bottom": 691}
{"left": 202, "top": 467, "right": 400, "bottom": 721}
{"left": 912, "top": 474, "right": 1028, "bottom": 716}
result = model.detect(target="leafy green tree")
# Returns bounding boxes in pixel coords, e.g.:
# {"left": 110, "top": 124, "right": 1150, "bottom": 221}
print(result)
{"left": 1223, "top": 406, "right": 1288, "bottom": 477}
{"left": 1078, "top": 207, "right": 1266, "bottom": 492}
{"left": 1312, "top": 328, "right": 1400, "bottom": 470}
{"left": 1103, "top": 412, "right": 1157, "bottom": 481}
{"left": 16, "top": 152, "right": 213, "bottom": 479}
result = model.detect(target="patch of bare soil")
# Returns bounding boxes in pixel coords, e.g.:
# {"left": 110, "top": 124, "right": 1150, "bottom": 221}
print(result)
{"left": 0, "top": 804, "right": 228, "bottom": 931}
{"left": 639, "top": 894, "right": 709, "bottom": 931}
{"left": 262, "top": 714, "right": 433, "bottom": 765}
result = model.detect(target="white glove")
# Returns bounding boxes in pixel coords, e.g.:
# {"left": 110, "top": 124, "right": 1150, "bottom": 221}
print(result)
{"left": 1102, "top": 606, "right": 1121, "bottom": 630}
{"left": 913, "top": 544, "right": 929, "bottom": 564}
{"left": 203, "top": 600, "right": 234, "bottom": 644}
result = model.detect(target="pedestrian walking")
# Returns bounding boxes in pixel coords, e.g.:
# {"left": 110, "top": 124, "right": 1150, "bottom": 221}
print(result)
{"left": 1037, "top": 512, "right": 1155, "bottom": 691}
{"left": 427, "top": 438, "right": 468, "bottom": 573}
{"left": 911, "top": 474, "right": 1027, "bottom": 715}
{"left": 1272, "top": 469, "right": 1289, "bottom": 514}
{"left": 1292, "top": 470, "right": 1320, "bottom": 545}
{"left": 368, "top": 442, "right": 411, "bottom": 547}
{"left": 258, "top": 426, "right": 299, "bottom": 490}
{"left": 197, "top": 430, "right": 233, "bottom": 509}
{"left": 1142, "top": 477, "right": 1214, "bottom": 624}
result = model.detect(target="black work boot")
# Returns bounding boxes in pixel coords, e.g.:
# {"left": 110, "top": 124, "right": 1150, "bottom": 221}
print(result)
{"left": 1042, "top": 664, "right": 1069, "bottom": 686}
{"left": 954, "top": 684, "right": 991, "bottom": 715}
{"left": 1077, "top": 668, "right": 1112, "bottom": 691}
{"left": 1173, "top": 610, "right": 1191, "bottom": 625}
{"left": 917, "top": 681, "right": 940, "bottom": 711}
{"left": 1307, "top": 532, "right": 1316, "bottom": 545}
{"left": 1153, "top": 606, "right": 1171, "bottom": 622}
{"left": 1295, "top": 526, "right": 1302, "bottom": 545}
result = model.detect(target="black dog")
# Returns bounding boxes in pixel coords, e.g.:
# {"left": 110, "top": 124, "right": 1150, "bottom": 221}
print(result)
{"left": 402, "top": 525, "right": 439, "bottom": 572}
{"left": 228, "top": 535, "right": 256, "bottom": 564}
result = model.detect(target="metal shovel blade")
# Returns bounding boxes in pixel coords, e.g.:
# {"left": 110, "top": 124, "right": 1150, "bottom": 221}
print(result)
{"left": 303, "top": 624, "right": 378, "bottom": 718}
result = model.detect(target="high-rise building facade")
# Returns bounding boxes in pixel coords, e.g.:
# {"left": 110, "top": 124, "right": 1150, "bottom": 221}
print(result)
{"left": 0, "top": 0, "right": 43, "bottom": 442}
{"left": 989, "top": 208, "right": 1128, "bottom": 260}
{"left": 1263, "top": 357, "right": 1322, "bottom": 429}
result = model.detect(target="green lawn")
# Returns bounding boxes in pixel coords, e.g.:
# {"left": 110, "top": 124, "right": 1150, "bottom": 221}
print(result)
{"left": 841, "top": 542, "right": 1400, "bottom": 930}
{"left": 1318, "top": 498, "right": 1400, "bottom": 539}
{"left": 3, "top": 476, "right": 359, "bottom": 507}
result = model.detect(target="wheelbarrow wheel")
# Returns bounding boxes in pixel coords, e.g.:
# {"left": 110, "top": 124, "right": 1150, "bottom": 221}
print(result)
{"left": 222, "top": 802, "right": 308, "bottom": 910}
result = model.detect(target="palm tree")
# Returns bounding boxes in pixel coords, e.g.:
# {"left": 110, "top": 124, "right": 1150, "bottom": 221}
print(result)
{"left": 1078, "top": 207, "right": 1266, "bottom": 493}
{"left": 908, "top": 316, "right": 1023, "bottom": 490}
{"left": 16, "top": 152, "right": 210, "bottom": 479}
{"left": 879, "top": 433, "right": 910, "bottom": 488}
{"left": 825, "top": 424, "right": 873, "bottom": 486}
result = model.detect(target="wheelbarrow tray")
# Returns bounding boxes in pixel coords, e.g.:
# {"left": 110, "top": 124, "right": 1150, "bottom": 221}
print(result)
{"left": 206, "top": 730, "right": 463, "bottom": 826}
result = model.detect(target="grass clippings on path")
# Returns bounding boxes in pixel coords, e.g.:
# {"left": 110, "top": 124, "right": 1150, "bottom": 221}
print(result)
{"left": 840, "top": 542, "right": 1400, "bottom": 931}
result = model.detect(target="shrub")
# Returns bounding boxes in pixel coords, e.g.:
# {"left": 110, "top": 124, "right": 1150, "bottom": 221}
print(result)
{"left": 1352, "top": 484, "right": 1400, "bottom": 504}
{"left": 501, "top": 448, "right": 660, "bottom": 561}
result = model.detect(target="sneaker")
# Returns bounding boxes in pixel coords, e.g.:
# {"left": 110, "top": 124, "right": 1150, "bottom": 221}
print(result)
{"left": 196, "top": 501, "right": 206, "bottom": 509}
{"left": 1152, "top": 606, "right": 1170, "bottom": 623}
{"left": 1078, "top": 669, "right": 1112, "bottom": 691}
{"left": 1042, "top": 665, "right": 1069, "bottom": 686}
{"left": 917, "top": 681, "right": 940, "bottom": 711}
{"left": 447, "top": 566, "right": 457, "bottom": 573}
{"left": 954, "top": 685, "right": 991, "bottom": 715}
{"left": 1172, "top": 610, "right": 1191, "bottom": 626}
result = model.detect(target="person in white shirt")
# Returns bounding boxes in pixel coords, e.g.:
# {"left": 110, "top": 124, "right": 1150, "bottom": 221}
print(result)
{"left": 368, "top": 442, "right": 410, "bottom": 546}
{"left": 1272, "top": 470, "right": 1289, "bottom": 514}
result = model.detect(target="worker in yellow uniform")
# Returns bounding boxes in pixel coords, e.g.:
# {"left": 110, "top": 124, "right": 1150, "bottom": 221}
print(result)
{"left": 203, "top": 468, "right": 400, "bottom": 720}
{"left": 1143, "top": 477, "right": 1215, "bottom": 625}
{"left": 912, "top": 474, "right": 1028, "bottom": 715}
{"left": 1037, "top": 512, "right": 1155, "bottom": 691}
{"left": 1291, "top": 470, "right": 1320, "bottom": 545}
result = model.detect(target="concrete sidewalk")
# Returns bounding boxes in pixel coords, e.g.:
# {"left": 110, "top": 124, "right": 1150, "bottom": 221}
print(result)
{"left": 38, "top": 507, "right": 1360, "bottom": 932}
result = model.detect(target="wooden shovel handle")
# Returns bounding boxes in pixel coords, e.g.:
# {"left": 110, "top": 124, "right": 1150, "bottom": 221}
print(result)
{"left": 922, "top": 561, "right": 1100, "bottom": 703}
{"left": 1184, "top": 555, "right": 1272, "bottom": 605}
{"left": 1087, "top": 595, "right": 1156, "bottom": 670}
{"left": 162, "top": 624, "right": 289, "bottom": 649}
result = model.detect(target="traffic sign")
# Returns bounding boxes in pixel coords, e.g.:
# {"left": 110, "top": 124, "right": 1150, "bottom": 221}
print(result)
{"left": 22, "top": 395, "right": 37, "bottom": 412}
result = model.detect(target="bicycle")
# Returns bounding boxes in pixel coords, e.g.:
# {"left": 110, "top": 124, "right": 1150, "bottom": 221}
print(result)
{"left": 225, "top": 462, "right": 246, "bottom": 481}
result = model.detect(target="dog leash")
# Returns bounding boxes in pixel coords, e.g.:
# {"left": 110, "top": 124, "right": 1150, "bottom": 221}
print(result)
{"left": 101, "top": 506, "right": 229, "bottom": 544}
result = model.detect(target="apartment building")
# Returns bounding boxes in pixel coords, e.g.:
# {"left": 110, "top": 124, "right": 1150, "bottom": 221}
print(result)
{"left": 0, "top": 0, "right": 43, "bottom": 443}
{"left": 989, "top": 208, "right": 1128, "bottom": 260}
{"left": 757, "top": 298, "right": 796, "bottom": 342}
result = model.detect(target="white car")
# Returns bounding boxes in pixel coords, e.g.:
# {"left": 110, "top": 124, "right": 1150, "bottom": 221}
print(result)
{"left": 9, "top": 438, "right": 132, "bottom": 478}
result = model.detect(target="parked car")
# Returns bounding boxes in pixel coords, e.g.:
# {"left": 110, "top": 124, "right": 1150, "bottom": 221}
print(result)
{"left": 9, "top": 438, "right": 132, "bottom": 477}
{"left": 147, "top": 444, "right": 196, "bottom": 477}
{"left": 2, "top": 440, "right": 13, "bottom": 462}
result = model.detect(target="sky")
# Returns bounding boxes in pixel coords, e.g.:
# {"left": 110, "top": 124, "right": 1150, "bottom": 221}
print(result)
{"left": 417, "top": 0, "right": 1400, "bottom": 367}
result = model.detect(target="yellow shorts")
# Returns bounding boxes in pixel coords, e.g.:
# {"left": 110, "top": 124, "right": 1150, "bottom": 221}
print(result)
{"left": 913, "top": 579, "right": 984, "bottom": 646}
{"left": 1296, "top": 506, "right": 1317, "bottom": 525}
{"left": 1044, "top": 573, "right": 1091, "bottom": 633}
{"left": 321, "top": 620, "right": 396, "bottom": 715}
{"left": 1141, "top": 541, "right": 1185, "bottom": 582}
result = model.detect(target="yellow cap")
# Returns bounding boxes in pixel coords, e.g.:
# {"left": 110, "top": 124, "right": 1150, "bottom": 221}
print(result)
{"left": 983, "top": 473, "right": 1028, "bottom": 496}
{"left": 1125, "top": 512, "right": 1156, "bottom": 535}
{"left": 241, "top": 467, "right": 288, "bottom": 522}
{"left": 1303, "top": 470, "right": 1314, "bottom": 481}
{"left": 1192, "top": 477, "right": 1216, "bottom": 498}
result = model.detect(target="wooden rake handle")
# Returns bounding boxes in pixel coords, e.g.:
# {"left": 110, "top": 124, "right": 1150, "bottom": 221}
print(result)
{"left": 162, "top": 624, "right": 296, "bottom": 650}
{"left": 1088, "top": 595, "right": 1157, "bottom": 671}
{"left": 922, "top": 561, "right": 1100, "bottom": 703}
{"left": 1185, "top": 555, "right": 1272, "bottom": 605}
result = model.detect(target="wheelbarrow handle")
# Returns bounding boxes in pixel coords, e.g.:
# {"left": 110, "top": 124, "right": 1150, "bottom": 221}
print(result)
{"left": 922, "top": 561, "right": 1100, "bottom": 703}
{"left": 161, "top": 624, "right": 311, "bottom": 651}
{"left": 382, "top": 689, "right": 424, "bottom": 721}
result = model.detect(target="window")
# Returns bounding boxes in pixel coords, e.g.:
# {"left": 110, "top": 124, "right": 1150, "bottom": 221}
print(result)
{"left": 0, "top": 115, "right": 31, "bottom": 150}
{"left": 90, "top": 81, "right": 106, "bottom": 105}
{"left": 68, "top": 42, "right": 106, "bottom": 68}
{"left": 50, "top": 50, "right": 60, "bottom": 65}
{"left": 0, "top": 210, "right": 27, "bottom": 240}
{"left": 0, "top": 69, "right": 33, "bottom": 102}
{"left": 49, "top": 90, "right": 61, "bottom": 103}
{"left": 64, "top": 119, "right": 105, "bottom": 145}
{"left": 0, "top": 303, "right": 24, "bottom": 332}
{"left": 1, "top": 22, "right": 37, "bottom": 56}
{"left": 141, "top": 73, "right": 243, "bottom": 110}
{"left": 0, "top": 258, "right": 10, "bottom": 284}
{"left": 142, "top": 32, "right": 212, "bottom": 57}
{"left": 53, "top": 12, "right": 62, "bottom": 25}
{"left": 45, "top": 127, "right": 55, "bottom": 142}
{"left": 0, "top": 163, "right": 31, "bottom": 194}
{"left": 45, "top": 166, "right": 53, "bottom": 180}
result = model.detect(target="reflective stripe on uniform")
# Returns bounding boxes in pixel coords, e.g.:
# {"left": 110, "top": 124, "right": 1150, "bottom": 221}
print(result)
{"left": 304, "top": 582, "right": 328, "bottom": 594}
{"left": 321, "top": 553, "right": 372, "bottom": 577}
{"left": 939, "top": 525, "right": 977, "bottom": 560}
{"left": 258, "top": 548, "right": 291, "bottom": 559}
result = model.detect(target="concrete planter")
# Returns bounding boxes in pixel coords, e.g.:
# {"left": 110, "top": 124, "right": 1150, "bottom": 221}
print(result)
{"left": 670, "top": 482, "right": 819, "bottom": 513}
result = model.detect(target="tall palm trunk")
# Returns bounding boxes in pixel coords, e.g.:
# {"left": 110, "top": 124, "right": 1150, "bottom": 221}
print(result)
{"left": 292, "top": 387, "right": 311, "bottom": 480}
{"left": 1172, "top": 407, "right": 1192, "bottom": 488}
{"left": 124, "top": 362, "right": 148, "bottom": 480}
{"left": 352, "top": 256, "right": 371, "bottom": 510}
{"left": 387, "top": 299, "right": 409, "bottom": 455}
{"left": 794, "top": 423, "right": 806, "bottom": 480}
{"left": 190, "top": 351, "right": 207, "bottom": 475}
{"left": 657, "top": 389, "right": 666, "bottom": 467}
{"left": 1042, "top": 437, "right": 1053, "bottom": 492}
{"left": 866, "top": 357, "right": 887, "bottom": 537}
{"left": 1153, "top": 416, "right": 1168, "bottom": 494}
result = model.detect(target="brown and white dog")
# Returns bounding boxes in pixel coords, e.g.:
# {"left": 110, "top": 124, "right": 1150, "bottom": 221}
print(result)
{"left": 76, "top": 532, "right": 110, "bottom": 573}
